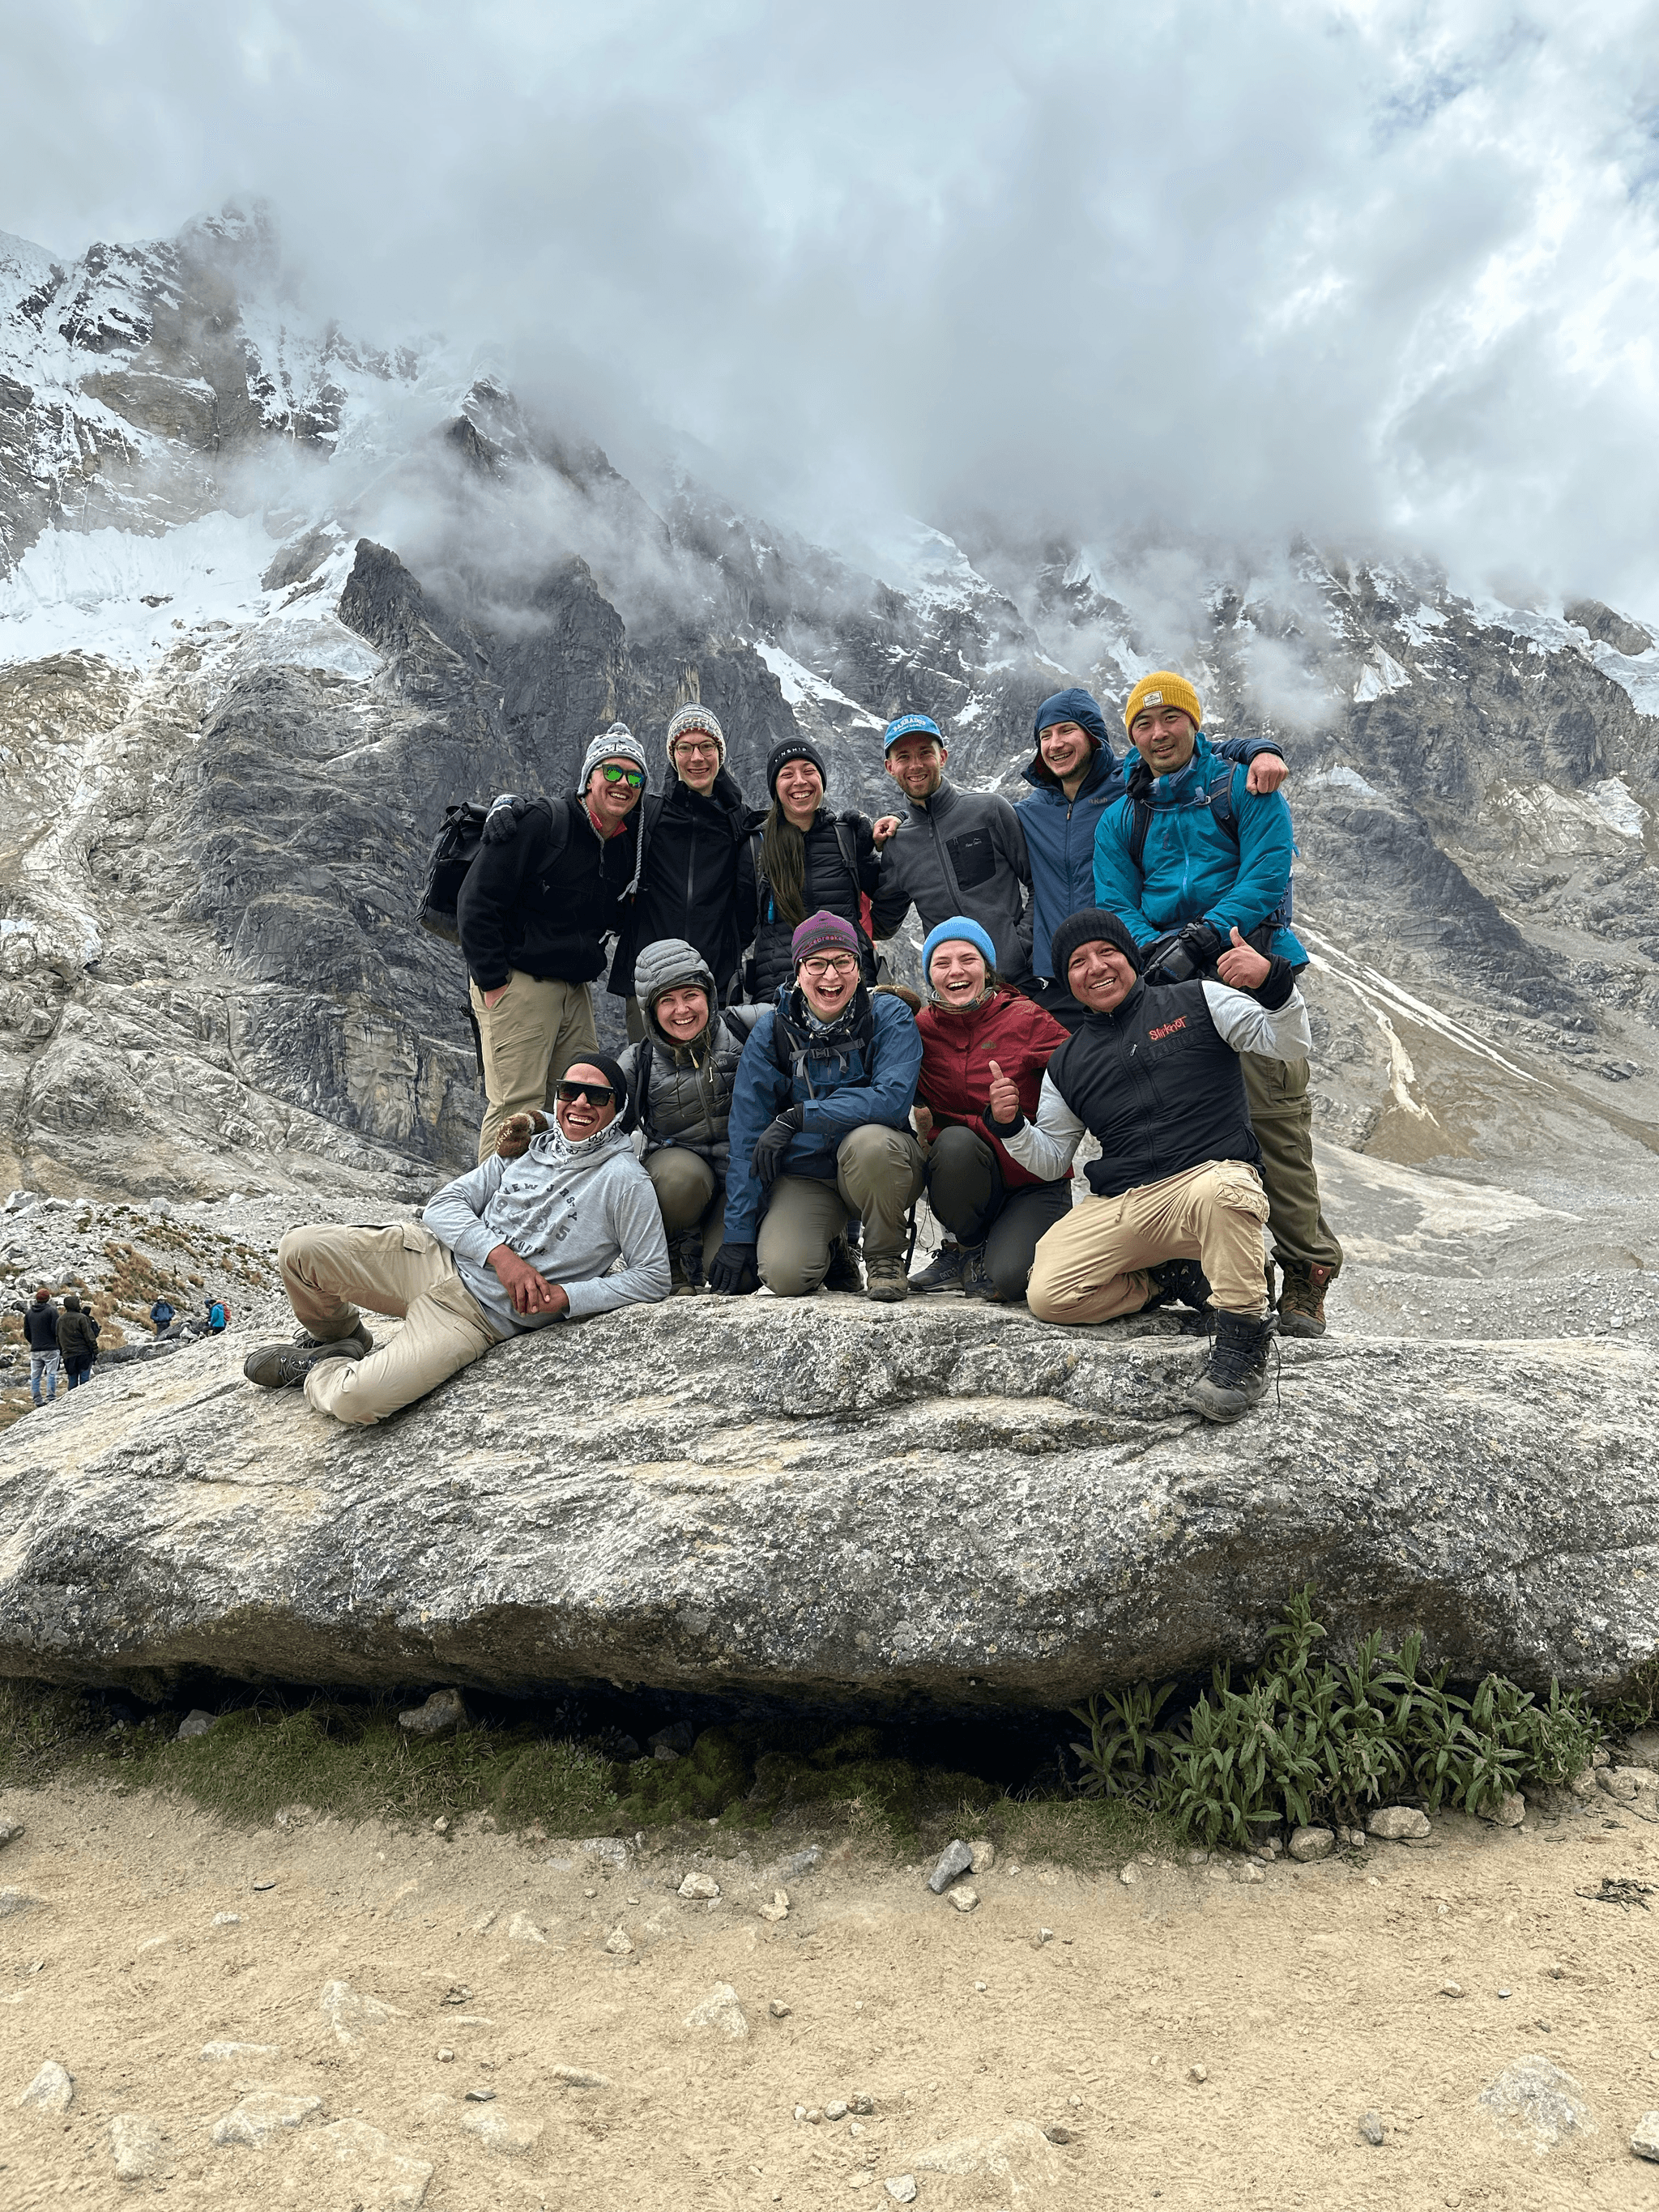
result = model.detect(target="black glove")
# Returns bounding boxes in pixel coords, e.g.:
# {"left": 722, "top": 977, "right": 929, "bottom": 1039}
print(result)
{"left": 752, "top": 1107, "right": 805, "bottom": 1188}
{"left": 1145, "top": 930, "right": 1196, "bottom": 984}
{"left": 1178, "top": 919, "right": 1226, "bottom": 968}
{"left": 706, "top": 1242, "right": 759, "bottom": 1297}
{"left": 482, "top": 793, "right": 535, "bottom": 846}
{"left": 1247, "top": 953, "right": 1296, "bottom": 1009}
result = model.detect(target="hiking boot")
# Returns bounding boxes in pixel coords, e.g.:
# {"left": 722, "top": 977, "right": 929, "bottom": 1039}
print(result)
{"left": 245, "top": 1339, "right": 367, "bottom": 1391}
{"left": 667, "top": 1239, "right": 703, "bottom": 1296}
{"left": 864, "top": 1254, "right": 909, "bottom": 1304}
{"left": 294, "top": 1319, "right": 374, "bottom": 1357}
{"left": 1184, "top": 1310, "right": 1277, "bottom": 1424}
{"left": 1277, "top": 1264, "right": 1334, "bottom": 1339}
{"left": 1145, "top": 1258, "right": 1213, "bottom": 1312}
{"left": 823, "top": 1235, "right": 864, "bottom": 1294}
{"left": 909, "top": 1241, "right": 966, "bottom": 1294}
{"left": 960, "top": 1247, "right": 1003, "bottom": 1302}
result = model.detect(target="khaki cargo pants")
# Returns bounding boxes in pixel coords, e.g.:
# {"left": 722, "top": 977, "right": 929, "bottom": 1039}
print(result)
{"left": 1241, "top": 1052, "right": 1343, "bottom": 1282}
{"left": 759, "top": 1125, "right": 926, "bottom": 1298}
{"left": 469, "top": 971, "right": 598, "bottom": 1164}
{"left": 1026, "top": 1158, "right": 1271, "bottom": 1325}
{"left": 278, "top": 1221, "right": 501, "bottom": 1426}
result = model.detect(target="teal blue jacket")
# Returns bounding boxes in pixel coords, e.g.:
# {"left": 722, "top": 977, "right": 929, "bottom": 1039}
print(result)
{"left": 1092, "top": 733, "right": 1307, "bottom": 964}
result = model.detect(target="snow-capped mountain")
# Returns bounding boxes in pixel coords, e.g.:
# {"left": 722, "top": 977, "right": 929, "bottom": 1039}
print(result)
{"left": 1, "top": 207, "right": 1655, "bottom": 1202}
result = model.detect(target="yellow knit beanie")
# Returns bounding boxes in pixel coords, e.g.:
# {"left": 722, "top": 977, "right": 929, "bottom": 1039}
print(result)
{"left": 1123, "top": 671, "right": 1203, "bottom": 733}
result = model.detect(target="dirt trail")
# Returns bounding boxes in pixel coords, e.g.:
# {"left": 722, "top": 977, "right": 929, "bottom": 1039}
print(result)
{"left": 3, "top": 1784, "right": 1658, "bottom": 2209}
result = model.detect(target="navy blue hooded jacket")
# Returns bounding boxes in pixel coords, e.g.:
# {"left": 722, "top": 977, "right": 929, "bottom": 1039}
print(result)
{"left": 1017, "top": 688, "right": 1284, "bottom": 978}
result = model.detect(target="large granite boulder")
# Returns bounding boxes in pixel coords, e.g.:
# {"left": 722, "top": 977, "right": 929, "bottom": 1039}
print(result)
{"left": 0, "top": 1298, "right": 1652, "bottom": 1704}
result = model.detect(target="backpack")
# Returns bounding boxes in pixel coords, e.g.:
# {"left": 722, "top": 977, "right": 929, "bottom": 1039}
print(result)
{"left": 748, "top": 819, "right": 878, "bottom": 983}
{"left": 418, "top": 801, "right": 490, "bottom": 941}
{"left": 1127, "top": 765, "right": 1294, "bottom": 931}
{"left": 207, "top": 1302, "right": 226, "bottom": 1332}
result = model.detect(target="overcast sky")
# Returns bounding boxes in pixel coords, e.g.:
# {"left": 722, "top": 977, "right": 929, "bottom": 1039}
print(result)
{"left": 6, "top": 0, "right": 1659, "bottom": 611}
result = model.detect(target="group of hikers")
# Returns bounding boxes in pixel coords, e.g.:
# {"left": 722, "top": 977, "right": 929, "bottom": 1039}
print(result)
{"left": 247, "top": 671, "right": 1342, "bottom": 1430}
{"left": 18, "top": 1288, "right": 228, "bottom": 1407}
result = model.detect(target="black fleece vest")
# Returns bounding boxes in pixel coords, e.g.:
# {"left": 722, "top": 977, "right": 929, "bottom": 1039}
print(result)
{"left": 1047, "top": 978, "right": 1260, "bottom": 1199}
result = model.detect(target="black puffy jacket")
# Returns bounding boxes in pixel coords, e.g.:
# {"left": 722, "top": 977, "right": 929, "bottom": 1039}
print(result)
{"left": 56, "top": 1307, "right": 100, "bottom": 1363}
{"left": 746, "top": 808, "right": 881, "bottom": 1000}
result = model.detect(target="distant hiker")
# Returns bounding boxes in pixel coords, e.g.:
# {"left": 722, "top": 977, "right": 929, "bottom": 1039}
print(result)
{"left": 715, "top": 911, "right": 924, "bottom": 1302}
{"left": 249, "top": 1055, "right": 669, "bottom": 1425}
{"left": 458, "top": 723, "right": 651, "bottom": 1162}
{"left": 1093, "top": 671, "right": 1341, "bottom": 1335}
{"left": 148, "top": 1295, "right": 175, "bottom": 1334}
{"left": 608, "top": 705, "right": 757, "bottom": 1038}
{"left": 908, "top": 918, "right": 1073, "bottom": 1302}
{"left": 206, "top": 1296, "right": 229, "bottom": 1332}
{"left": 870, "top": 714, "right": 1034, "bottom": 981}
{"left": 498, "top": 937, "right": 763, "bottom": 1294}
{"left": 1019, "top": 687, "right": 1286, "bottom": 1030}
{"left": 998, "top": 910, "right": 1312, "bottom": 1423}
{"left": 745, "top": 740, "right": 881, "bottom": 1000}
{"left": 56, "top": 1294, "right": 100, "bottom": 1389}
{"left": 23, "top": 1285, "right": 59, "bottom": 1406}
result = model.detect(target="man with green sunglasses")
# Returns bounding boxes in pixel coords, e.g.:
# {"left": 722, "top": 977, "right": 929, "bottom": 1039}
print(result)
{"left": 459, "top": 724, "right": 655, "bottom": 1160}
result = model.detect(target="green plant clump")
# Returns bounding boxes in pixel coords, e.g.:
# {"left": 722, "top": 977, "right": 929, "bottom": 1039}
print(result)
{"left": 1069, "top": 1588, "right": 1604, "bottom": 1848}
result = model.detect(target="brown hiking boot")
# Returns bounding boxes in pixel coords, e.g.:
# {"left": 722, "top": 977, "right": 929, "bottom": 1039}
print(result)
{"left": 1277, "top": 1264, "right": 1334, "bottom": 1338}
{"left": 668, "top": 1239, "right": 703, "bottom": 1296}
{"left": 864, "top": 1254, "right": 909, "bottom": 1303}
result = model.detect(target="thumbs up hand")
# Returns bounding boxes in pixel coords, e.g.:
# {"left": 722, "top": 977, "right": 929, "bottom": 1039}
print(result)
{"left": 986, "top": 1058, "right": 1021, "bottom": 1125}
{"left": 1216, "top": 927, "right": 1271, "bottom": 989}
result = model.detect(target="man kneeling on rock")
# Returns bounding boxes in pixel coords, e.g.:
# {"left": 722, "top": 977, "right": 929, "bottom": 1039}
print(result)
{"left": 246, "top": 1055, "right": 669, "bottom": 1423}
{"left": 994, "top": 910, "right": 1311, "bottom": 1421}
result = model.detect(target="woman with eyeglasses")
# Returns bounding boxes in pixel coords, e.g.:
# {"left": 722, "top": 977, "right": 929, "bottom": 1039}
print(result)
{"left": 744, "top": 739, "right": 881, "bottom": 1003}
{"left": 608, "top": 705, "right": 758, "bottom": 1039}
{"left": 458, "top": 725, "right": 653, "bottom": 1161}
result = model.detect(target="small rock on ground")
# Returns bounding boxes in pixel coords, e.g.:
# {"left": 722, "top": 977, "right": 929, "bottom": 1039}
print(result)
{"left": 1359, "top": 2110, "right": 1384, "bottom": 2146}
{"left": 320, "top": 1979, "right": 399, "bottom": 2047}
{"left": 769, "top": 2000, "right": 791, "bottom": 2018}
{"left": 1631, "top": 2110, "right": 1659, "bottom": 2162}
{"left": 1479, "top": 2056, "right": 1593, "bottom": 2147}
{"left": 758, "top": 1887, "right": 790, "bottom": 1922}
{"left": 211, "top": 2091, "right": 322, "bottom": 2146}
{"left": 949, "top": 1886, "right": 979, "bottom": 1913}
{"left": 507, "top": 1913, "right": 547, "bottom": 1944}
{"left": 0, "top": 1818, "right": 23, "bottom": 1848}
{"left": 1483, "top": 1790, "right": 1525, "bottom": 1826}
{"left": 684, "top": 1983, "right": 748, "bottom": 2037}
{"left": 885, "top": 2179, "right": 919, "bottom": 2204}
{"left": 109, "top": 2114, "right": 168, "bottom": 2181}
{"left": 549, "top": 2065, "right": 608, "bottom": 2088}
{"left": 679, "top": 1872, "right": 721, "bottom": 1901}
{"left": 399, "top": 1688, "right": 466, "bottom": 1739}
{"left": 319, "top": 2116, "right": 433, "bottom": 2206}
{"left": 968, "top": 1838, "right": 996, "bottom": 1872}
{"left": 461, "top": 2104, "right": 544, "bottom": 2156}
{"left": 1368, "top": 1805, "right": 1431, "bottom": 1840}
{"left": 176, "top": 1709, "right": 215, "bottom": 1740}
{"left": 602, "top": 1928, "right": 633, "bottom": 1956}
{"left": 928, "top": 1840, "right": 973, "bottom": 1894}
{"left": 19, "top": 2061, "right": 74, "bottom": 2113}
{"left": 1289, "top": 1826, "right": 1334, "bottom": 1862}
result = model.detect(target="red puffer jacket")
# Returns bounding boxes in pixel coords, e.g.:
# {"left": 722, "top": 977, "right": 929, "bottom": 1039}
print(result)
{"left": 915, "top": 987, "right": 1072, "bottom": 1190}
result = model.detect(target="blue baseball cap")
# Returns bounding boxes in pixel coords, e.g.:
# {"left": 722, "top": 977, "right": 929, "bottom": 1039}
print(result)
{"left": 883, "top": 712, "right": 943, "bottom": 753}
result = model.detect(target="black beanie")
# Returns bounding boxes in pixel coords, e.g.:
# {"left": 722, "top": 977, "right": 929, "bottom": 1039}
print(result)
{"left": 766, "top": 738, "right": 828, "bottom": 800}
{"left": 1051, "top": 907, "right": 1144, "bottom": 984}
{"left": 561, "top": 1048, "right": 634, "bottom": 1132}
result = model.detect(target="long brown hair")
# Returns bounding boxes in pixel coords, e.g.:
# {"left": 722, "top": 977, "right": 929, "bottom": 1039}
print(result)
{"left": 759, "top": 800, "right": 812, "bottom": 928}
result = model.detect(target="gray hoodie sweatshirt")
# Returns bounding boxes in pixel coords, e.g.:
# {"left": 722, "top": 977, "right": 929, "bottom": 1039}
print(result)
{"left": 422, "top": 1120, "right": 670, "bottom": 1336}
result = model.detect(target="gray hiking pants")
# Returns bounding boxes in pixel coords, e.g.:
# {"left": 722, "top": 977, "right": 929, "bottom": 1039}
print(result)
{"left": 924, "top": 1125, "right": 1073, "bottom": 1302}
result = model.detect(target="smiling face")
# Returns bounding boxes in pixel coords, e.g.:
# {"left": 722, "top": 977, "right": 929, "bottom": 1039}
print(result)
{"left": 670, "top": 731, "right": 722, "bottom": 794}
{"left": 652, "top": 983, "right": 710, "bottom": 1041}
{"left": 554, "top": 1061, "right": 620, "bottom": 1139}
{"left": 1039, "top": 718, "right": 1094, "bottom": 782}
{"left": 774, "top": 758, "right": 824, "bottom": 826}
{"left": 797, "top": 948, "right": 859, "bottom": 1019}
{"left": 1128, "top": 705, "right": 1198, "bottom": 778}
{"left": 928, "top": 940, "right": 990, "bottom": 1008}
{"left": 586, "top": 757, "right": 645, "bottom": 829}
{"left": 885, "top": 732, "right": 947, "bottom": 802}
{"left": 1067, "top": 939, "right": 1139, "bottom": 1014}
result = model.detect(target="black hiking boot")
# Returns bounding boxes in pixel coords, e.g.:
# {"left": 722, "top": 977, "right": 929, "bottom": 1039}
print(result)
{"left": 245, "top": 1339, "right": 367, "bottom": 1391}
{"left": 667, "top": 1238, "right": 704, "bottom": 1296}
{"left": 824, "top": 1235, "right": 864, "bottom": 1294}
{"left": 909, "top": 1242, "right": 966, "bottom": 1294}
{"left": 1145, "top": 1259, "right": 1213, "bottom": 1313}
{"left": 1183, "top": 1310, "right": 1277, "bottom": 1424}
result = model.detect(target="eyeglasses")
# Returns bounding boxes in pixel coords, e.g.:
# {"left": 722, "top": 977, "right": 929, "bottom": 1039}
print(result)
{"left": 554, "top": 1081, "right": 616, "bottom": 1106}
{"left": 675, "top": 739, "right": 720, "bottom": 757}
{"left": 599, "top": 764, "right": 644, "bottom": 786}
{"left": 800, "top": 954, "right": 858, "bottom": 977}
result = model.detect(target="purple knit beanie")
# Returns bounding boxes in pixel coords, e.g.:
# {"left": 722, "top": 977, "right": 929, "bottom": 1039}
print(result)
{"left": 791, "top": 910, "right": 860, "bottom": 967}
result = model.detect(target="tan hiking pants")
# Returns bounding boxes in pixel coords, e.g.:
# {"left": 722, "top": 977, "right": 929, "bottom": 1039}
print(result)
{"left": 758, "top": 1125, "right": 925, "bottom": 1297}
{"left": 1240, "top": 1052, "right": 1343, "bottom": 1281}
{"left": 277, "top": 1221, "right": 500, "bottom": 1426}
{"left": 469, "top": 971, "right": 598, "bottom": 1163}
{"left": 1026, "top": 1159, "right": 1271, "bottom": 1326}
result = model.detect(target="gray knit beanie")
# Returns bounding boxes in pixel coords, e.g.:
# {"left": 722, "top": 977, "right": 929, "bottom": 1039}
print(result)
{"left": 578, "top": 722, "right": 650, "bottom": 795}
{"left": 666, "top": 703, "right": 726, "bottom": 768}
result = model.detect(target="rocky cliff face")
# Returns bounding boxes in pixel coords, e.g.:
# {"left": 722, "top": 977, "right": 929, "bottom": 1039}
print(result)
{"left": 0, "top": 207, "right": 1655, "bottom": 1203}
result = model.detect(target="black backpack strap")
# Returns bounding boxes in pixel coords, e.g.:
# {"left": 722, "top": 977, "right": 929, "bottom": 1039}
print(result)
{"left": 1206, "top": 765, "right": 1241, "bottom": 846}
{"left": 834, "top": 819, "right": 859, "bottom": 878}
{"left": 1128, "top": 797, "right": 1151, "bottom": 875}
{"left": 629, "top": 1038, "right": 652, "bottom": 1136}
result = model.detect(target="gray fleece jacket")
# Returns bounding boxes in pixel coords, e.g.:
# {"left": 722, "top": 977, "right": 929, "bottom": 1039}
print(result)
{"left": 422, "top": 1120, "right": 670, "bottom": 1336}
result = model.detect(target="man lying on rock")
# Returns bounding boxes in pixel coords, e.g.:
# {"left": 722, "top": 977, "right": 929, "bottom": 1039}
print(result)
{"left": 713, "top": 910, "right": 925, "bottom": 1302}
{"left": 246, "top": 1055, "right": 669, "bottom": 1423}
{"left": 992, "top": 910, "right": 1312, "bottom": 1423}
{"left": 496, "top": 936, "right": 762, "bottom": 1295}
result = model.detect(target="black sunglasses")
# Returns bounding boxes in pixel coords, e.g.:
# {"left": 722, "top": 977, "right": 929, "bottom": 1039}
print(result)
{"left": 555, "top": 1080, "right": 616, "bottom": 1107}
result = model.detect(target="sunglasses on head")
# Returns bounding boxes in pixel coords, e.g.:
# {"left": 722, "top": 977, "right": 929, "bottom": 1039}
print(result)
{"left": 555, "top": 1080, "right": 616, "bottom": 1107}
{"left": 599, "top": 764, "right": 644, "bottom": 786}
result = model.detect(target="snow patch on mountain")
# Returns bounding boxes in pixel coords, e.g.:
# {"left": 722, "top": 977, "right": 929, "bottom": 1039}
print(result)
{"left": 755, "top": 641, "right": 884, "bottom": 729}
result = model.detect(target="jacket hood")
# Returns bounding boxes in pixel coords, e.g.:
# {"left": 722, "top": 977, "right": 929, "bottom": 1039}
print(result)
{"left": 635, "top": 936, "right": 720, "bottom": 1051}
{"left": 1126, "top": 727, "right": 1222, "bottom": 810}
{"left": 1026, "top": 688, "right": 1116, "bottom": 790}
